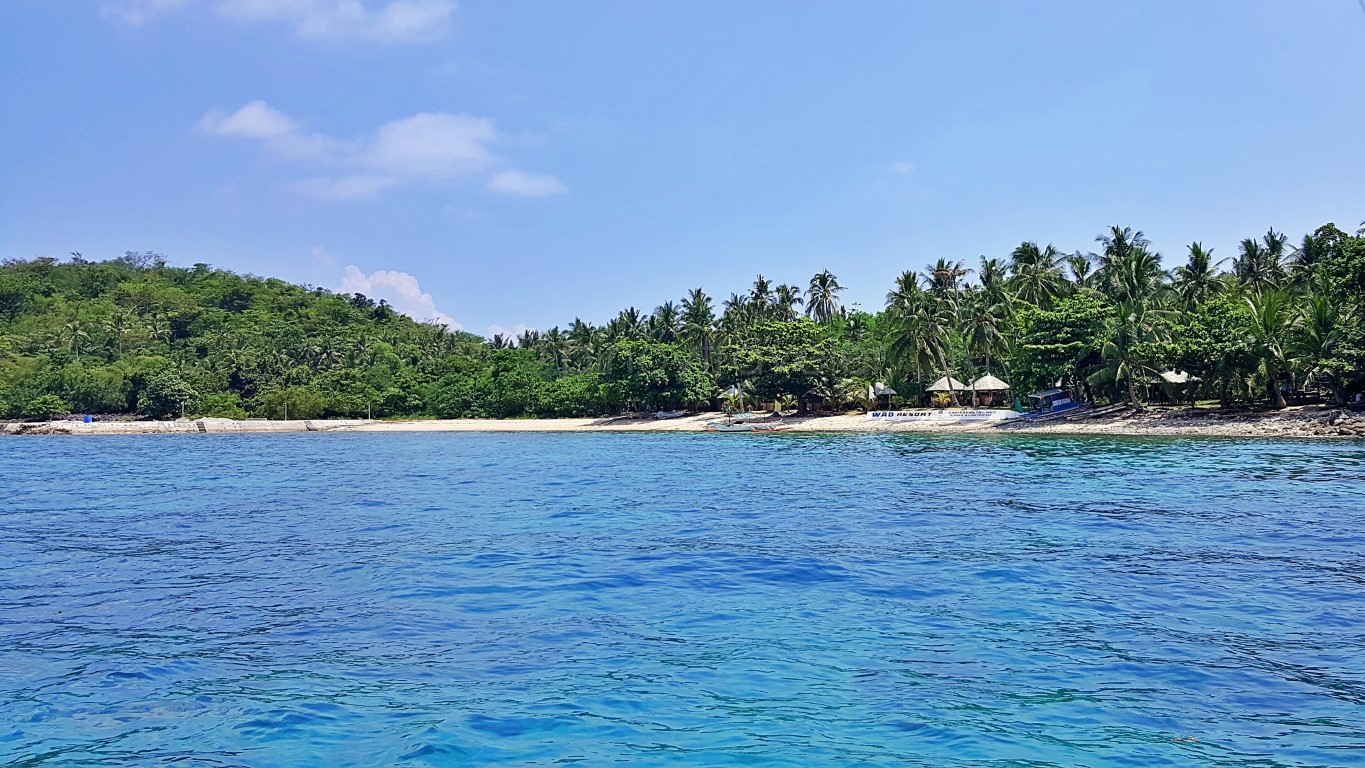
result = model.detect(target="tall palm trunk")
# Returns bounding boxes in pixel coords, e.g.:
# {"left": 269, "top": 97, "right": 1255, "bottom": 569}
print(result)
{"left": 1268, "top": 374, "right": 1287, "bottom": 409}
{"left": 963, "top": 338, "right": 978, "bottom": 407}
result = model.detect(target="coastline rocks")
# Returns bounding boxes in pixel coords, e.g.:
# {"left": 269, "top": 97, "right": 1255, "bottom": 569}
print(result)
{"left": 3, "top": 422, "right": 52, "bottom": 435}
{"left": 0, "top": 418, "right": 372, "bottom": 436}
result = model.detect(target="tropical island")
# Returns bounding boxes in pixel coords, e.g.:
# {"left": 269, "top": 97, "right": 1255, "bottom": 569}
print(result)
{"left": 2, "top": 221, "right": 1363, "bottom": 437}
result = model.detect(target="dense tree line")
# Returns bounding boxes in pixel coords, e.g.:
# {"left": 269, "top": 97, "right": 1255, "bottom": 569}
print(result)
{"left": 2, "top": 221, "right": 1362, "bottom": 421}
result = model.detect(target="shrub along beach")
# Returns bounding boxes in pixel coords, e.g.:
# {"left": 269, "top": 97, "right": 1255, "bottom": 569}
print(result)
{"left": 2, "top": 221, "right": 1363, "bottom": 434}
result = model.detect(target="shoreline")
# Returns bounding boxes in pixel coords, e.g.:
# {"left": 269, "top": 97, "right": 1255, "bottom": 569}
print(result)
{"left": 5, "top": 406, "right": 1363, "bottom": 439}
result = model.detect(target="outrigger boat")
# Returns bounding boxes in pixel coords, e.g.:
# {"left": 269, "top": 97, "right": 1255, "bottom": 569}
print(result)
{"left": 703, "top": 414, "right": 789, "bottom": 433}
{"left": 704, "top": 421, "right": 789, "bottom": 433}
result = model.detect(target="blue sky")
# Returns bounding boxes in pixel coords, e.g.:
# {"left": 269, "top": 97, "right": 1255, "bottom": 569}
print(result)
{"left": 3, "top": 2, "right": 1364, "bottom": 337}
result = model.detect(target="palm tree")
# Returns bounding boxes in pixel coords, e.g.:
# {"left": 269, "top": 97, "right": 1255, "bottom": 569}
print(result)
{"left": 102, "top": 309, "right": 136, "bottom": 354}
{"left": 680, "top": 288, "right": 716, "bottom": 366}
{"left": 926, "top": 258, "right": 970, "bottom": 297}
{"left": 885, "top": 283, "right": 952, "bottom": 398}
{"left": 774, "top": 284, "right": 804, "bottom": 321}
{"left": 844, "top": 309, "right": 869, "bottom": 341}
{"left": 587, "top": 329, "right": 612, "bottom": 372}
{"left": 1095, "top": 226, "right": 1165, "bottom": 306}
{"left": 805, "top": 269, "right": 844, "bottom": 324}
{"left": 650, "top": 301, "right": 682, "bottom": 343}
{"left": 719, "top": 392, "right": 744, "bottom": 415}
{"left": 905, "top": 259, "right": 971, "bottom": 404}
{"left": 1289, "top": 231, "right": 1330, "bottom": 286}
{"left": 1296, "top": 294, "right": 1352, "bottom": 405}
{"left": 1243, "top": 291, "right": 1298, "bottom": 409}
{"left": 1234, "top": 229, "right": 1288, "bottom": 295}
{"left": 567, "top": 318, "right": 596, "bottom": 370}
{"left": 61, "top": 319, "right": 90, "bottom": 361}
{"left": 721, "top": 293, "right": 755, "bottom": 334}
{"left": 838, "top": 378, "right": 875, "bottom": 411}
{"left": 977, "top": 257, "right": 1010, "bottom": 309}
{"left": 1087, "top": 300, "right": 1165, "bottom": 406}
{"left": 748, "top": 275, "right": 774, "bottom": 317}
{"left": 958, "top": 287, "right": 1006, "bottom": 406}
{"left": 1065, "top": 251, "right": 1094, "bottom": 288}
{"left": 1172, "top": 242, "right": 1226, "bottom": 308}
{"left": 539, "top": 327, "right": 570, "bottom": 371}
{"left": 1009, "top": 242, "right": 1065, "bottom": 308}
{"left": 885, "top": 270, "right": 922, "bottom": 313}
{"left": 609, "top": 307, "right": 645, "bottom": 341}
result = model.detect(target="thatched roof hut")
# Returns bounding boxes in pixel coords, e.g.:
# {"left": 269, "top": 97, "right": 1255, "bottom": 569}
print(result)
{"left": 927, "top": 376, "right": 968, "bottom": 392}
{"left": 971, "top": 373, "right": 1010, "bottom": 391}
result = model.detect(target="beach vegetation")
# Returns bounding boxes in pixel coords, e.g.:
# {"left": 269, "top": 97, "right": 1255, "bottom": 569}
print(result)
{"left": 2, "top": 221, "right": 1364, "bottom": 420}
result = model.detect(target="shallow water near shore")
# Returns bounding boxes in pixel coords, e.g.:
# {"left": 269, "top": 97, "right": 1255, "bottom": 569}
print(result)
{"left": 3, "top": 433, "right": 1364, "bottom": 766}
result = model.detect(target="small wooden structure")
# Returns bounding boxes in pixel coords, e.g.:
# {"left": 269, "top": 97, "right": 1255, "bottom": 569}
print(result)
{"left": 926, "top": 376, "right": 968, "bottom": 406}
{"left": 1151, "top": 370, "right": 1201, "bottom": 405}
{"left": 969, "top": 373, "right": 1011, "bottom": 407}
{"left": 870, "top": 382, "right": 897, "bottom": 410}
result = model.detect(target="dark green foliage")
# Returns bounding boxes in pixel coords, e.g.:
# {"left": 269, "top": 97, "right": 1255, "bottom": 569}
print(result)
{"left": 537, "top": 373, "right": 614, "bottom": 417}
{"left": 254, "top": 387, "right": 326, "bottom": 420}
{"left": 1318, "top": 229, "right": 1365, "bottom": 304}
{"left": 1012, "top": 294, "right": 1110, "bottom": 396}
{"left": 0, "top": 257, "right": 491, "bottom": 420}
{"left": 735, "top": 319, "right": 832, "bottom": 413}
{"left": 19, "top": 393, "right": 70, "bottom": 420}
{"left": 0, "top": 272, "right": 35, "bottom": 318}
{"left": 1163, "top": 294, "right": 1253, "bottom": 401}
{"left": 138, "top": 368, "right": 199, "bottom": 419}
{"left": 605, "top": 340, "right": 712, "bottom": 410}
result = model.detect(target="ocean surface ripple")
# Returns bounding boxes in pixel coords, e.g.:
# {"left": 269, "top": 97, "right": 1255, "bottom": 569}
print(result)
{"left": 2, "top": 433, "right": 1364, "bottom": 766}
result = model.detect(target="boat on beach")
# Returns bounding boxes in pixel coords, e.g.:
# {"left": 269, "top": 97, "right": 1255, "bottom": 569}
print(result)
{"left": 704, "top": 421, "right": 790, "bottom": 433}
{"left": 704, "top": 411, "right": 789, "bottom": 432}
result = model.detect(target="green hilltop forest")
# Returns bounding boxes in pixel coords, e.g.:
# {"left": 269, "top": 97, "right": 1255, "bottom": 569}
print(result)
{"left": 1, "top": 221, "right": 1363, "bottom": 421}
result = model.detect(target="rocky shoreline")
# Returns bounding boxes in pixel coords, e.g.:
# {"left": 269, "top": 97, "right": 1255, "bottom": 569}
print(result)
{"left": 994, "top": 405, "right": 1365, "bottom": 439}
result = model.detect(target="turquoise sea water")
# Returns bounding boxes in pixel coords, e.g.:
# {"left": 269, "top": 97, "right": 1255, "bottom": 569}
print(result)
{"left": 2, "top": 433, "right": 1364, "bottom": 767}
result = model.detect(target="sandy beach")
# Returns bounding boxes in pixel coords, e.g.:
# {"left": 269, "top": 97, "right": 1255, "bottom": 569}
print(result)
{"left": 6, "top": 406, "right": 1364, "bottom": 439}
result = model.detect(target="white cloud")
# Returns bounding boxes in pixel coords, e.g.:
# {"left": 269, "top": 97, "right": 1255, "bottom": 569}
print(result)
{"left": 365, "top": 113, "right": 498, "bottom": 178}
{"left": 294, "top": 175, "right": 398, "bottom": 200}
{"left": 198, "top": 100, "right": 297, "bottom": 139}
{"left": 221, "top": 0, "right": 455, "bottom": 42}
{"left": 198, "top": 101, "right": 346, "bottom": 159}
{"left": 339, "top": 265, "right": 460, "bottom": 329}
{"left": 102, "top": 0, "right": 190, "bottom": 25}
{"left": 310, "top": 245, "right": 337, "bottom": 267}
{"left": 487, "top": 324, "right": 534, "bottom": 342}
{"left": 106, "top": 0, "right": 455, "bottom": 43}
{"left": 486, "top": 170, "right": 567, "bottom": 198}
{"left": 199, "top": 101, "right": 564, "bottom": 200}
{"left": 888, "top": 161, "right": 915, "bottom": 175}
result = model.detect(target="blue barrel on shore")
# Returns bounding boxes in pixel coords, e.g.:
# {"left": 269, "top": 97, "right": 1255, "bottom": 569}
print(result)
{"left": 84, "top": 415, "right": 93, "bottom": 423}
